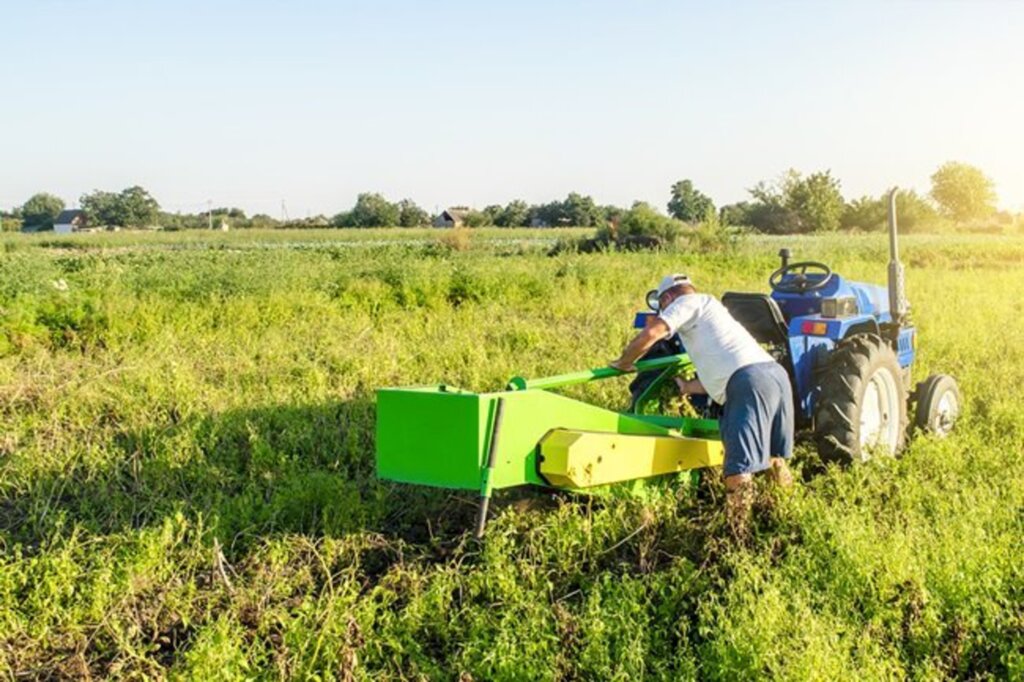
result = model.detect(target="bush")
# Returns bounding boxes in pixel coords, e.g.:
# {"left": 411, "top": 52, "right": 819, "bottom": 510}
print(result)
{"left": 435, "top": 227, "right": 472, "bottom": 252}
{"left": 616, "top": 201, "right": 682, "bottom": 243}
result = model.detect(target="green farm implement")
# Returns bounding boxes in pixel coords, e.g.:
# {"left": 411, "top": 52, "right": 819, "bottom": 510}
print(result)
{"left": 375, "top": 354, "right": 723, "bottom": 536}
{"left": 375, "top": 193, "right": 963, "bottom": 536}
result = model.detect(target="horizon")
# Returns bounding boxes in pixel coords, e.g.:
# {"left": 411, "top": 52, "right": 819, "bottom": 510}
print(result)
{"left": 3, "top": 1, "right": 1022, "bottom": 216}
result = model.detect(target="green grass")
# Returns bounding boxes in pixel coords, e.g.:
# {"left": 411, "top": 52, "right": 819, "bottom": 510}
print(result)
{"left": 1, "top": 228, "right": 1021, "bottom": 679}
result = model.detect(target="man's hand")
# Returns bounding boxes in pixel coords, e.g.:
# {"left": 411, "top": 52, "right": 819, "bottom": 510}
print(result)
{"left": 609, "top": 320, "right": 671, "bottom": 376}
{"left": 609, "top": 358, "right": 636, "bottom": 373}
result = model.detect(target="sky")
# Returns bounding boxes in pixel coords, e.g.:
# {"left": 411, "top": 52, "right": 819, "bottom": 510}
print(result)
{"left": 3, "top": 0, "right": 1023, "bottom": 217}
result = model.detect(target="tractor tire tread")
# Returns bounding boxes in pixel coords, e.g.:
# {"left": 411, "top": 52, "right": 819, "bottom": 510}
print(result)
{"left": 814, "top": 333, "right": 908, "bottom": 465}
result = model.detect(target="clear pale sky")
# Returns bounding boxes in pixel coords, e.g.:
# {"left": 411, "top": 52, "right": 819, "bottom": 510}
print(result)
{"left": 3, "top": 1, "right": 1022, "bottom": 217}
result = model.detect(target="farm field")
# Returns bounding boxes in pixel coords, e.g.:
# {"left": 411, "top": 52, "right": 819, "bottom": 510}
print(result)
{"left": 1, "top": 228, "right": 1022, "bottom": 679}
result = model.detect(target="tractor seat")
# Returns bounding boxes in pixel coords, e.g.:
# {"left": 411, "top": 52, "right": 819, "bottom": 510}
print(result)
{"left": 721, "top": 292, "right": 789, "bottom": 348}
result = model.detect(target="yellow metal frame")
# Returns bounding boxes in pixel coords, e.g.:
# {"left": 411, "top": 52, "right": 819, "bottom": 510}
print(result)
{"left": 538, "top": 429, "right": 725, "bottom": 488}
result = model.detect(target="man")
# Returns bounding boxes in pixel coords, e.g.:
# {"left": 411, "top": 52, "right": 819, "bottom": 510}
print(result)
{"left": 610, "top": 274, "right": 794, "bottom": 537}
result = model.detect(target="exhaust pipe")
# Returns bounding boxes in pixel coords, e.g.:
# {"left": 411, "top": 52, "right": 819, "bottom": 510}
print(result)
{"left": 887, "top": 188, "right": 908, "bottom": 324}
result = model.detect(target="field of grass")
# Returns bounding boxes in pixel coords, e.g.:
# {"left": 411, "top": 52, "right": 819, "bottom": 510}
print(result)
{"left": 1, "top": 228, "right": 1022, "bottom": 679}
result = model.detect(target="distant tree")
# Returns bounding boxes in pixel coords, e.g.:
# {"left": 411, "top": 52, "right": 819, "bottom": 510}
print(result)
{"left": 334, "top": 193, "right": 399, "bottom": 227}
{"left": 786, "top": 171, "right": 844, "bottom": 232}
{"left": 79, "top": 186, "right": 159, "bottom": 227}
{"left": 115, "top": 186, "right": 160, "bottom": 227}
{"left": 529, "top": 201, "right": 564, "bottom": 227}
{"left": 20, "top": 192, "right": 65, "bottom": 229}
{"left": 840, "top": 196, "right": 885, "bottom": 232}
{"left": 210, "top": 207, "right": 247, "bottom": 220}
{"left": 494, "top": 200, "right": 530, "bottom": 227}
{"left": 250, "top": 214, "right": 279, "bottom": 228}
{"left": 482, "top": 204, "right": 504, "bottom": 225}
{"left": 79, "top": 190, "right": 120, "bottom": 226}
{"left": 930, "top": 161, "right": 996, "bottom": 222}
{"left": 600, "top": 204, "right": 624, "bottom": 226}
{"left": 462, "top": 209, "right": 492, "bottom": 227}
{"left": 718, "top": 201, "right": 754, "bottom": 226}
{"left": 841, "top": 189, "right": 940, "bottom": 233}
{"left": 617, "top": 201, "right": 681, "bottom": 242}
{"left": 396, "top": 199, "right": 429, "bottom": 227}
{"left": 745, "top": 169, "right": 843, "bottom": 233}
{"left": 667, "top": 180, "right": 715, "bottom": 223}
{"left": 562, "top": 192, "right": 602, "bottom": 227}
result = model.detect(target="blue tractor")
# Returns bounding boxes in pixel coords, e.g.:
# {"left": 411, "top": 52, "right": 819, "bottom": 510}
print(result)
{"left": 632, "top": 189, "right": 961, "bottom": 464}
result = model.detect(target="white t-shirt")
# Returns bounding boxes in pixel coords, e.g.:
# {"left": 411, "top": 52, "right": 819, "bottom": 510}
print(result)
{"left": 658, "top": 293, "right": 774, "bottom": 404}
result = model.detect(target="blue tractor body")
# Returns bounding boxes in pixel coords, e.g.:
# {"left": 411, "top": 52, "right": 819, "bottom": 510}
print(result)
{"left": 631, "top": 189, "right": 958, "bottom": 464}
{"left": 771, "top": 274, "right": 916, "bottom": 421}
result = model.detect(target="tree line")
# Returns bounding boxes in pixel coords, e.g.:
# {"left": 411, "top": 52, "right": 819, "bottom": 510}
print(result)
{"left": 3, "top": 161, "right": 1009, "bottom": 233}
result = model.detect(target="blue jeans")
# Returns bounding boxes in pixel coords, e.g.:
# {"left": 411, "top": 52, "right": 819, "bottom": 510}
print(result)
{"left": 719, "top": 362, "right": 794, "bottom": 477}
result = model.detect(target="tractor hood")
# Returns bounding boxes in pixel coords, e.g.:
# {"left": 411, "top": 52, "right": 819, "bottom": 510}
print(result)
{"left": 771, "top": 275, "right": 893, "bottom": 322}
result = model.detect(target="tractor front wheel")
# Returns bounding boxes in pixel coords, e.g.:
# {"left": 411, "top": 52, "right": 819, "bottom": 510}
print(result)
{"left": 814, "top": 334, "right": 908, "bottom": 465}
{"left": 914, "top": 374, "right": 961, "bottom": 437}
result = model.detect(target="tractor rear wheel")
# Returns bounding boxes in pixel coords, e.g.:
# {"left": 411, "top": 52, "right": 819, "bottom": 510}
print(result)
{"left": 814, "top": 334, "right": 908, "bottom": 465}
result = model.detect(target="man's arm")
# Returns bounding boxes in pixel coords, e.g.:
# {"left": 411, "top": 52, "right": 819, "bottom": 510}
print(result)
{"left": 609, "top": 319, "right": 671, "bottom": 372}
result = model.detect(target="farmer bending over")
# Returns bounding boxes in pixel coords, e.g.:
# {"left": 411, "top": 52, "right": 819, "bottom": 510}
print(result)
{"left": 609, "top": 274, "right": 794, "bottom": 537}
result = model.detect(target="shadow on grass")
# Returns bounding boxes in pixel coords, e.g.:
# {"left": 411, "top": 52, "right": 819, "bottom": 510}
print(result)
{"left": 1, "top": 392, "right": 813, "bottom": 571}
{"left": 1, "top": 392, "right": 489, "bottom": 558}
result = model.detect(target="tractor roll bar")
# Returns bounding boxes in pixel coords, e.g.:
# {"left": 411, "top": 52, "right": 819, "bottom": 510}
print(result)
{"left": 506, "top": 353, "right": 693, "bottom": 392}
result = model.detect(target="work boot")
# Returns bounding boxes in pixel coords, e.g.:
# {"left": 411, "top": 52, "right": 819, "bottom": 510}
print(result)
{"left": 724, "top": 474, "right": 754, "bottom": 543}
{"left": 768, "top": 457, "right": 794, "bottom": 489}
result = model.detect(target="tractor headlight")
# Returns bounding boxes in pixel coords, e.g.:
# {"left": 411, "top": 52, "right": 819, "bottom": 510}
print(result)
{"left": 821, "top": 296, "right": 857, "bottom": 318}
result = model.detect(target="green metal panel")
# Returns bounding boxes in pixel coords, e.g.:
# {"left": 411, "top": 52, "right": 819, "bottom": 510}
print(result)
{"left": 482, "top": 390, "right": 672, "bottom": 490}
{"left": 376, "top": 386, "right": 488, "bottom": 490}
{"left": 376, "top": 386, "right": 682, "bottom": 492}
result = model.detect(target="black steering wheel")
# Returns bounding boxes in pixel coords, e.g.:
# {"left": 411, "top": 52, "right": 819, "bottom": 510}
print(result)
{"left": 769, "top": 261, "right": 834, "bottom": 294}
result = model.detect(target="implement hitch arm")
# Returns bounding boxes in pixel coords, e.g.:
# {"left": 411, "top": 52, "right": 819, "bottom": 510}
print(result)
{"left": 505, "top": 353, "right": 692, "bottom": 392}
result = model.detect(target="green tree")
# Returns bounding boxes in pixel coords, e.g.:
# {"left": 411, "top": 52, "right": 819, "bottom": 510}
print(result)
{"left": 80, "top": 186, "right": 160, "bottom": 227}
{"left": 20, "top": 192, "right": 65, "bottom": 229}
{"left": 495, "top": 200, "right": 530, "bottom": 227}
{"left": 461, "top": 209, "right": 492, "bottom": 227}
{"left": 79, "top": 190, "right": 120, "bottom": 226}
{"left": 562, "top": 192, "right": 602, "bottom": 227}
{"left": 334, "top": 193, "right": 399, "bottom": 228}
{"left": 746, "top": 169, "right": 843, "bottom": 233}
{"left": 930, "top": 161, "right": 996, "bottom": 222}
{"left": 615, "top": 201, "right": 681, "bottom": 242}
{"left": 841, "top": 190, "right": 939, "bottom": 232}
{"left": 117, "top": 186, "right": 160, "bottom": 226}
{"left": 667, "top": 180, "right": 715, "bottom": 223}
{"left": 787, "top": 171, "right": 844, "bottom": 232}
{"left": 397, "top": 199, "right": 429, "bottom": 227}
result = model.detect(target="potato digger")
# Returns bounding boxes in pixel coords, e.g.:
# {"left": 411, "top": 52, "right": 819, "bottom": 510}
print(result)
{"left": 375, "top": 189, "right": 961, "bottom": 536}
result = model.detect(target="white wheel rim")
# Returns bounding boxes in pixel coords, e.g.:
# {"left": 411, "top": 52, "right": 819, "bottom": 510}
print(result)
{"left": 859, "top": 366, "right": 901, "bottom": 457}
{"left": 934, "top": 388, "right": 959, "bottom": 436}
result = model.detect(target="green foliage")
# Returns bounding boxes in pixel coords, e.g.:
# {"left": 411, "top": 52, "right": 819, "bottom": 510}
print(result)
{"left": 397, "top": 199, "right": 430, "bottom": 227}
{"left": 461, "top": 209, "right": 492, "bottom": 228}
{"left": 616, "top": 201, "right": 682, "bottom": 243}
{"left": 332, "top": 192, "right": 400, "bottom": 228}
{"left": 493, "top": 200, "right": 530, "bottom": 227}
{"left": 930, "top": 161, "right": 997, "bottom": 222}
{"left": 668, "top": 179, "right": 715, "bottom": 223}
{"left": 743, "top": 169, "right": 845, "bottom": 233}
{"left": 80, "top": 186, "right": 160, "bottom": 227}
{"left": 0, "top": 228, "right": 1021, "bottom": 678}
{"left": 20, "top": 192, "right": 65, "bottom": 229}
{"left": 842, "top": 190, "right": 942, "bottom": 233}
{"left": 683, "top": 208, "right": 746, "bottom": 253}
{"left": 530, "top": 193, "right": 605, "bottom": 227}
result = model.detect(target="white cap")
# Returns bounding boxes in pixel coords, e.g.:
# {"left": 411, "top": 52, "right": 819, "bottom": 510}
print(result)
{"left": 656, "top": 273, "right": 692, "bottom": 297}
